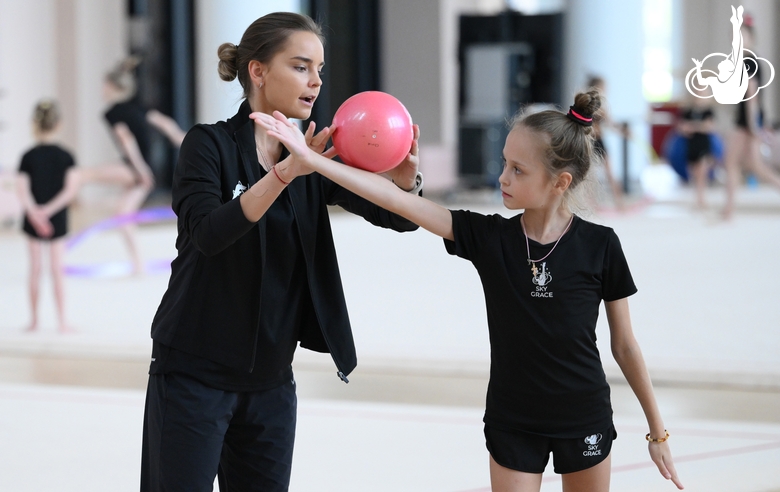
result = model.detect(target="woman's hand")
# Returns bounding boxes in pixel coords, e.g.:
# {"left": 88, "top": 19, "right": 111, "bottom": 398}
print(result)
{"left": 649, "top": 441, "right": 684, "bottom": 490}
{"left": 384, "top": 124, "right": 420, "bottom": 191}
{"left": 304, "top": 121, "right": 336, "bottom": 158}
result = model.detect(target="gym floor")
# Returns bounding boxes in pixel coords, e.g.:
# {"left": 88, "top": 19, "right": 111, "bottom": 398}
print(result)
{"left": 1, "top": 183, "right": 779, "bottom": 491}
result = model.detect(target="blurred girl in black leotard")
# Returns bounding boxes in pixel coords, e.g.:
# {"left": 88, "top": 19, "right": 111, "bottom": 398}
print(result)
{"left": 16, "top": 101, "right": 80, "bottom": 332}
{"left": 81, "top": 57, "right": 186, "bottom": 273}
{"left": 678, "top": 103, "right": 716, "bottom": 208}
{"left": 587, "top": 76, "right": 628, "bottom": 209}
{"left": 722, "top": 15, "right": 780, "bottom": 219}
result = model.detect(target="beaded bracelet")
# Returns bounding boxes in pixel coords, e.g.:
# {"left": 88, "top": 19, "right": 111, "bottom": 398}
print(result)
{"left": 646, "top": 430, "right": 670, "bottom": 443}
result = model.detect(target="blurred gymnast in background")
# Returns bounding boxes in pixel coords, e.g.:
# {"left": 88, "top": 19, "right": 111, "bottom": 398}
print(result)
{"left": 80, "top": 57, "right": 186, "bottom": 273}
{"left": 586, "top": 75, "right": 628, "bottom": 209}
{"left": 16, "top": 100, "right": 80, "bottom": 333}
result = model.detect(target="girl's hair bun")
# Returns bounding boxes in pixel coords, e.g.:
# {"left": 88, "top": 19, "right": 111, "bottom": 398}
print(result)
{"left": 571, "top": 90, "right": 602, "bottom": 121}
{"left": 106, "top": 56, "right": 142, "bottom": 96}
{"left": 217, "top": 43, "right": 239, "bottom": 82}
{"left": 33, "top": 99, "right": 60, "bottom": 132}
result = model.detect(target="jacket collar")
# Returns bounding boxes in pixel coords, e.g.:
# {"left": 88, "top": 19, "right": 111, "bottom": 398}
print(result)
{"left": 232, "top": 100, "right": 261, "bottom": 185}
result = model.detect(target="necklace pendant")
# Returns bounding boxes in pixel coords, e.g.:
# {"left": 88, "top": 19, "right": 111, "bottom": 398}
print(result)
{"left": 531, "top": 262, "right": 538, "bottom": 277}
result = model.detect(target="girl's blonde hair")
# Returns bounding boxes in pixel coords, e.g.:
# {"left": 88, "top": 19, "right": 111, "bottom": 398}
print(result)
{"left": 510, "top": 90, "right": 604, "bottom": 213}
{"left": 105, "top": 56, "right": 142, "bottom": 98}
{"left": 32, "top": 99, "right": 60, "bottom": 134}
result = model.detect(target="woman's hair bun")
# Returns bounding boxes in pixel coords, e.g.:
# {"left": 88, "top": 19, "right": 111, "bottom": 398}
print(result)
{"left": 217, "top": 43, "right": 239, "bottom": 82}
{"left": 571, "top": 90, "right": 602, "bottom": 120}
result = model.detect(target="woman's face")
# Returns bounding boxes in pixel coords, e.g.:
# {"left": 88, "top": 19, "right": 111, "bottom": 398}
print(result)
{"left": 498, "top": 126, "right": 558, "bottom": 210}
{"left": 256, "top": 31, "right": 324, "bottom": 120}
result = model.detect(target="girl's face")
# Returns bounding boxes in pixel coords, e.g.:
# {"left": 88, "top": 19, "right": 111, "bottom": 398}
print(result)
{"left": 102, "top": 80, "right": 121, "bottom": 103}
{"left": 255, "top": 31, "right": 324, "bottom": 120}
{"left": 498, "top": 126, "right": 558, "bottom": 210}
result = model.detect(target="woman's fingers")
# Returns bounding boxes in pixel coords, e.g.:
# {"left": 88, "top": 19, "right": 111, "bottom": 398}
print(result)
{"left": 304, "top": 121, "right": 316, "bottom": 143}
{"left": 321, "top": 146, "right": 338, "bottom": 159}
{"left": 311, "top": 126, "right": 331, "bottom": 147}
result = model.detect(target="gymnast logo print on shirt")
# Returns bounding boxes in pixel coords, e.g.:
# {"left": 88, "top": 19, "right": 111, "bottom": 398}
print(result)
{"left": 583, "top": 433, "right": 603, "bottom": 457}
{"left": 232, "top": 180, "right": 247, "bottom": 199}
{"left": 530, "top": 261, "right": 553, "bottom": 298}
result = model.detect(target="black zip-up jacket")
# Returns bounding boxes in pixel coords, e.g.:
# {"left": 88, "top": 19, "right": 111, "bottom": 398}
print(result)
{"left": 150, "top": 101, "right": 418, "bottom": 380}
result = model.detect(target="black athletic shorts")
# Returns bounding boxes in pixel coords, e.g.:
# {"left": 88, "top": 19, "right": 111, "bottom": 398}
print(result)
{"left": 485, "top": 423, "right": 616, "bottom": 474}
{"left": 686, "top": 132, "right": 712, "bottom": 163}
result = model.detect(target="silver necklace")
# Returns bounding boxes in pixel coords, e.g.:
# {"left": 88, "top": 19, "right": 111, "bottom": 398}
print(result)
{"left": 520, "top": 214, "right": 574, "bottom": 277}
{"left": 257, "top": 143, "right": 272, "bottom": 172}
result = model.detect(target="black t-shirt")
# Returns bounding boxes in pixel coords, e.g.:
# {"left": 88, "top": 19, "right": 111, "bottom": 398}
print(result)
{"left": 18, "top": 144, "right": 75, "bottom": 239}
{"left": 444, "top": 211, "right": 637, "bottom": 437}
{"left": 150, "top": 179, "right": 313, "bottom": 391}
{"left": 736, "top": 59, "right": 764, "bottom": 129}
{"left": 104, "top": 100, "right": 152, "bottom": 163}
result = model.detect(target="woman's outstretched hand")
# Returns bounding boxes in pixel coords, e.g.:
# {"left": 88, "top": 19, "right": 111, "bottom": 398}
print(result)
{"left": 649, "top": 441, "right": 684, "bottom": 490}
{"left": 304, "top": 121, "right": 337, "bottom": 158}
{"left": 384, "top": 124, "right": 420, "bottom": 191}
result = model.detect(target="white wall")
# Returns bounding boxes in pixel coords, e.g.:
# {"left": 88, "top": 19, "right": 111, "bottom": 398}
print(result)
{"left": 382, "top": 0, "right": 506, "bottom": 192}
{"left": 0, "top": 0, "right": 125, "bottom": 174}
{"left": 194, "top": 0, "right": 300, "bottom": 125}
{"left": 564, "top": 0, "right": 647, "bottom": 183}
{"left": 0, "top": 0, "right": 58, "bottom": 172}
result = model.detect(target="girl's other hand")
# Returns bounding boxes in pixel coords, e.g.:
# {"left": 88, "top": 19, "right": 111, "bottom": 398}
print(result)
{"left": 385, "top": 124, "right": 420, "bottom": 191}
{"left": 28, "top": 208, "right": 54, "bottom": 238}
{"left": 250, "top": 111, "right": 308, "bottom": 158}
{"left": 649, "top": 441, "right": 684, "bottom": 490}
{"left": 251, "top": 111, "right": 316, "bottom": 180}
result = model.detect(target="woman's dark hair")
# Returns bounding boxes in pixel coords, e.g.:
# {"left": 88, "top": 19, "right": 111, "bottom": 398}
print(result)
{"left": 217, "top": 12, "right": 324, "bottom": 98}
{"left": 32, "top": 99, "right": 61, "bottom": 133}
{"left": 510, "top": 90, "right": 603, "bottom": 196}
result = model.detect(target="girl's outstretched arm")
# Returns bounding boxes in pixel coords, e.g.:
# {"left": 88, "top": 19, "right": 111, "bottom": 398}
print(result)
{"left": 606, "top": 298, "right": 684, "bottom": 490}
{"left": 253, "top": 111, "right": 454, "bottom": 240}
{"left": 146, "top": 109, "right": 186, "bottom": 147}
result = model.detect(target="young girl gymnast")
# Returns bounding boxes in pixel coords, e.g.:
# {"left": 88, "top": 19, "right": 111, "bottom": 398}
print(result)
{"left": 255, "top": 90, "right": 684, "bottom": 491}
{"left": 16, "top": 100, "right": 80, "bottom": 333}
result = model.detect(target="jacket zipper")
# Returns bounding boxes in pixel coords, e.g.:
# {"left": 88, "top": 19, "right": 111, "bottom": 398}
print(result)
{"left": 289, "top": 191, "right": 349, "bottom": 384}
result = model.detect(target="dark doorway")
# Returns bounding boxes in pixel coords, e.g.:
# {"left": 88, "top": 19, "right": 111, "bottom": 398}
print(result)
{"left": 458, "top": 10, "right": 564, "bottom": 187}
{"left": 303, "top": 0, "right": 381, "bottom": 130}
{"left": 126, "top": 0, "right": 195, "bottom": 191}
